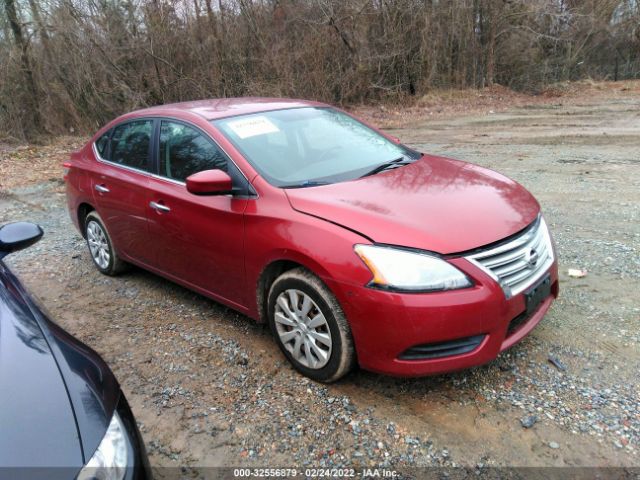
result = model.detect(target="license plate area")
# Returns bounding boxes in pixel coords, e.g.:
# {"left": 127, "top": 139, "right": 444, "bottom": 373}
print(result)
{"left": 524, "top": 274, "right": 551, "bottom": 315}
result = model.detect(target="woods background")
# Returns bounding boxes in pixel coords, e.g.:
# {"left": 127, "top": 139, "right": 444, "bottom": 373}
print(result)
{"left": 1, "top": 0, "right": 639, "bottom": 140}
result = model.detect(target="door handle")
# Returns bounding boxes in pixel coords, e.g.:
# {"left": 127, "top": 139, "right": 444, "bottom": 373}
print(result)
{"left": 149, "top": 201, "right": 171, "bottom": 213}
{"left": 95, "top": 184, "right": 110, "bottom": 193}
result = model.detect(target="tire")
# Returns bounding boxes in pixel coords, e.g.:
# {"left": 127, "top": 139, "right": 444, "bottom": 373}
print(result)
{"left": 267, "top": 267, "right": 355, "bottom": 382}
{"left": 84, "top": 211, "right": 128, "bottom": 276}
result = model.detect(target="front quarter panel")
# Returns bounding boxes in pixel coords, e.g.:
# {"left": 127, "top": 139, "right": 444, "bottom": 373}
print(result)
{"left": 243, "top": 179, "right": 373, "bottom": 320}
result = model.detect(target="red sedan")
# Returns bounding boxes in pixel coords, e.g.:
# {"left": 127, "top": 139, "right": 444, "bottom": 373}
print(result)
{"left": 64, "top": 98, "right": 558, "bottom": 382}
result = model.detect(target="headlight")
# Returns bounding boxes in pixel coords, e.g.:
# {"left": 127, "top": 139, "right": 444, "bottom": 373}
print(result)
{"left": 77, "top": 412, "right": 128, "bottom": 480}
{"left": 354, "top": 244, "right": 472, "bottom": 292}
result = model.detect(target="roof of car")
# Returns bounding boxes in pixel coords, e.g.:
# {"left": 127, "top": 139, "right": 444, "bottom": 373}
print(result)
{"left": 131, "top": 97, "right": 327, "bottom": 121}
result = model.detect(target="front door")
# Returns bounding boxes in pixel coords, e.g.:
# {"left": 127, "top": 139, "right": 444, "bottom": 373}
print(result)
{"left": 146, "top": 120, "right": 249, "bottom": 309}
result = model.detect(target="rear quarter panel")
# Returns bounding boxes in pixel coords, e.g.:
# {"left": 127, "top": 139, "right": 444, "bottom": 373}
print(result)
{"left": 65, "top": 146, "right": 96, "bottom": 233}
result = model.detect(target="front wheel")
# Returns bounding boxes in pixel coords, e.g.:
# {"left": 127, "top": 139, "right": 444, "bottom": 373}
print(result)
{"left": 84, "top": 211, "right": 128, "bottom": 276}
{"left": 267, "top": 268, "right": 355, "bottom": 382}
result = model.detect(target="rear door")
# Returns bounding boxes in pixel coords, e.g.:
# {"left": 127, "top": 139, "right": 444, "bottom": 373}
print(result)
{"left": 145, "top": 120, "right": 250, "bottom": 309}
{"left": 91, "top": 119, "right": 155, "bottom": 266}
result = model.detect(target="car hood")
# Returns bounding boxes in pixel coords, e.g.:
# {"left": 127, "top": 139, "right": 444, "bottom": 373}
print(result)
{"left": 285, "top": 155, "right": 540, "bottom": 254}
{"left": 0, "top": 263, "right": 120, "bottom": 472}
{"left": 0, "top": 272, "right": 83, "bottom": 469}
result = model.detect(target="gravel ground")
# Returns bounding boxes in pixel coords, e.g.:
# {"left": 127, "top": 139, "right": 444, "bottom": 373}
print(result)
{"left": 1, "top": 91, "right": 638, "bottom": 474}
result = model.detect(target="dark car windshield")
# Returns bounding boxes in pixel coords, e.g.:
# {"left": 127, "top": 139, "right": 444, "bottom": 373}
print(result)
{"left": 213, "top": 107, "right": 420, "bottom": 187}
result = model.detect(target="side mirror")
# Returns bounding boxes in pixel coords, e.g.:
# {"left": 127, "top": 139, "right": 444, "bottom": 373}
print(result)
{"left": 186, "top": 169, "right": 234, "bottom": 196}
{"left": 0, "top": 222, "right": 43, "bottom": 257}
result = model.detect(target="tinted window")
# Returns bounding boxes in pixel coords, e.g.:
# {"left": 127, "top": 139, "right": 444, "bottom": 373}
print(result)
{"left": 110, "top": 120, "right": 153, "bottom": 171}
{"left": 159, "top": 121, "right": 227, "bottom": 182}
{"left": 95, "top": 130, "right": 110, "bottom": 158}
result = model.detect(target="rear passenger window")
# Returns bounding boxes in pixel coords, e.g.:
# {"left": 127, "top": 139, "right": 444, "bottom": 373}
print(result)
{"left": 95, "top": 130, "right": 110, "bottom": 158}
{"left": 159, "top": 121, "right": 227, "bottom": 182}
{"left": 110, "top": 120, "right": 153, "bottom": 171}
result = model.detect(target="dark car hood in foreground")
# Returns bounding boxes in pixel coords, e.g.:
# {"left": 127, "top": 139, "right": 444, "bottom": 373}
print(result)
{"left": 0, "top": 276, "right": 81, "bottom": 467}
{"left": 285, "top": 155, "right": 540, "bottom": 254}
{"left": 0, "top": 262, "right": 119, "bottom": 469}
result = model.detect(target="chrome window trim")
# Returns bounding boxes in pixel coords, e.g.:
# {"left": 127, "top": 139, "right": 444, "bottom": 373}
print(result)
{"left": 465, "top": 216, "right": 554, "bottom": 299}
{"left": 93, "top": 142, "right": 185, "bottom": 186}
{"left": 92, "top": 116, "right": 257, "bottom": 196}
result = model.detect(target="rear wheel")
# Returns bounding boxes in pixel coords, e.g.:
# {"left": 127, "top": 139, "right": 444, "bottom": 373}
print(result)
{"left": 267, "top": 268, "right": 355, "bottom": 382}
{"left": 84, "top": 211, "right": 128, "bottom": 275}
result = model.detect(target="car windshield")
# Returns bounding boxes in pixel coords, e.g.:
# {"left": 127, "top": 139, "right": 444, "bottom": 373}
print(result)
{"left": 213, "top": 107, "right": 420, "bottom": 187}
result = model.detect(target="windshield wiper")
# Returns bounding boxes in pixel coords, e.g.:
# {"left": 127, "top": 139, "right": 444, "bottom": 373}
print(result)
{"left": 360, "top": 157, "right": 414, "bottom": 178}
{"left": 282, "top": 180, "right": 330, "bottom": 189}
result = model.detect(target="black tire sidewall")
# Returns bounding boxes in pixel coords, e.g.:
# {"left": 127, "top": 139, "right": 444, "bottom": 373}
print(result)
{"left": 85, "top": 213, "right": 115, "bottom": 274}
{"left": 268, "top": 276, "right": 344, "bottom": 382}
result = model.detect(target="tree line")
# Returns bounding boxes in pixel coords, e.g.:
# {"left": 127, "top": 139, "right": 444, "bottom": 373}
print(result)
{"left": 1, "top": 0, "right": 639, "bottom": 140}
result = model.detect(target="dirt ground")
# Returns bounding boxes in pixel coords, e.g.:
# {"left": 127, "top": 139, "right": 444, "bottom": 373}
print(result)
{"left": 1, "top": 84, "right": 638, "bottom": 475}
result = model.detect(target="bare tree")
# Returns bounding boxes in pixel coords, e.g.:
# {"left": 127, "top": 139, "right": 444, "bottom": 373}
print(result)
{"left": 0, "top": 0, "right": 638, "bottom": 139}
{"left": 3, "top": 0, "right": 43, "bottom": 132}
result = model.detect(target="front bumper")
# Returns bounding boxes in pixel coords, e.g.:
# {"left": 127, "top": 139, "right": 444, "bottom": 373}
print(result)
{"left": 327, "top": 257, "right": 559, "bottom": 377}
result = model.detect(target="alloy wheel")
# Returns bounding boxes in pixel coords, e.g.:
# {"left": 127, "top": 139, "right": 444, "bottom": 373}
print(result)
{"left": 87, "top": 220, "right": 110, "bottom": 270}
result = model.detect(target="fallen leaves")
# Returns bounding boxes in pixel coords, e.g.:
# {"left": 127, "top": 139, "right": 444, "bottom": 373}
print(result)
{"left": 0, "top": 136, "right": 83, "bottom": 190}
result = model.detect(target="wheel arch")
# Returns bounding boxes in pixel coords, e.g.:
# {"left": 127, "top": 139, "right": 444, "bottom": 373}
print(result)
{"left": 77, "top": 202, "right": 96, "bottom": 238}
{"left": 255, "top": 252, "right": 335, "bottom": 323}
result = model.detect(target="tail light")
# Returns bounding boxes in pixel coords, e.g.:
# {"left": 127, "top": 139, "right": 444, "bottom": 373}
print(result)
{"left": 62, "top": 161, "right": 72, "bottom": 179}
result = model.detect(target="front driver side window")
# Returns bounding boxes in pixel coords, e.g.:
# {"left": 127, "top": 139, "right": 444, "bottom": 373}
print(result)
{"left": 159, "top": 121, "right": 227, "bottom": 182}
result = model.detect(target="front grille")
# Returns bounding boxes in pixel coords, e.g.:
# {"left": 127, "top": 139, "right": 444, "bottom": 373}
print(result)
{"left": 398, "top": 335, "right": 485, "bottom": 361}
{"left": 465, "top": 216, "right": 554, "bottom": 298}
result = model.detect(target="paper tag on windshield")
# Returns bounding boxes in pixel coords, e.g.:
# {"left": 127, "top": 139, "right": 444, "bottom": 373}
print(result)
{"left": 227, "top": 116, "right": 279, "bottom": 139}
